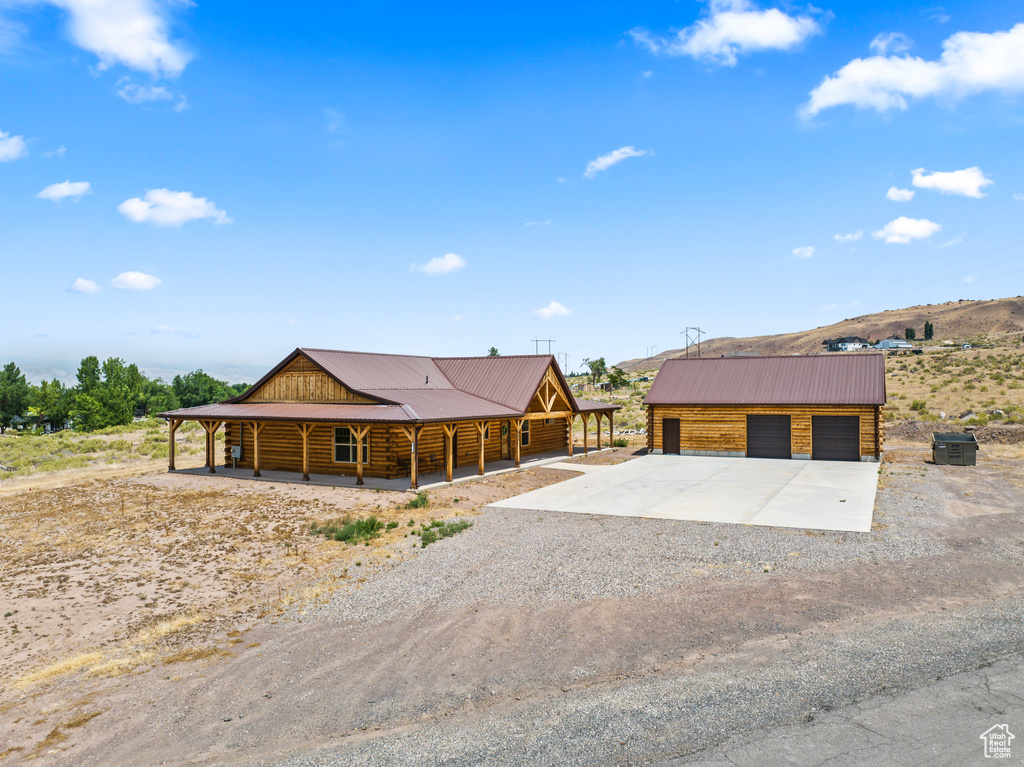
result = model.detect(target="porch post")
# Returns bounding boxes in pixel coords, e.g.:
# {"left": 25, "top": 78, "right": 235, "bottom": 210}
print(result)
{"left": 595, "top": 413, "right": 603, "bottom": 449}
{"left": 251, "top": 421, "right": 265, "bottom": 477}
{"left": 442, "top": 423, "right": 456, "bottom": 483}
{"left": 399, "top": 425, "right": 420, "bottom": 490}
{"left": 475, "top": 421, "right": 486, "bottom": 476}
{"left": 352, "top": 425, "right": 370, "bottom": 486}
{"left": 202, "top": 420, "right": 222, "bottom": 474}
{"left": 513, "top": 418, "right": 523, "bottom": 468}
{"left": 609, "top": 411, "right": 614, "bottom": 448}
{"left": 581, "top": 413, "right": 589, "bottom": 455}
{"left": 565, "top": 415, "right": 574, "bottom": 457}
{"left": 296, "top": 423, "right": 315, "bottom": 481}
{"left": 168, "top": 419, "right": 181, "bottom": 471}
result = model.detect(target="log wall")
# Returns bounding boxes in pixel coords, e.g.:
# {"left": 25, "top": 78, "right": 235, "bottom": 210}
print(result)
{"left": 647, "top": 404, "right": 881, "bottom": 458}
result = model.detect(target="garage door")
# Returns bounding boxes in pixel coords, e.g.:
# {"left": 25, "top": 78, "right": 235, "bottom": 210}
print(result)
{"left": 812, "top": 416, "right": 860, "bottom": 461}
{"left": 746, "top": 415, "right": 791, "bottom": 459}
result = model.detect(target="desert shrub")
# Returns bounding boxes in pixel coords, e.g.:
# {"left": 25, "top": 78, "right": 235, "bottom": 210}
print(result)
{"left": 910, "top": 400, "right": 927, "bottom": 412}
{"left": 309, "top": 516, "right": 384, "bottom": 544}
{"left": 613, "top": 438, "right": 628, "bottom": 447}
{"left": 418, "top": 519, "right": 473, "bottom": 547}
{"left": 404, "top": 491, "right": 429, "bottom": 509}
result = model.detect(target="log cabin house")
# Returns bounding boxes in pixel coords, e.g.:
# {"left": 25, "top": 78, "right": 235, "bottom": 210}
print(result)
{"left": 160, "top": 348, "right": 619, "bottom": 488}
{"left": 644, "top": 354, "right": 885, "bottom": 461}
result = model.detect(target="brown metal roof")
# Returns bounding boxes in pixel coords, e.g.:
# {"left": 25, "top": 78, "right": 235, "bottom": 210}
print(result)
{"left": 433, "top": 355, "right": 555, "bottom": 411}
{"left": 574, "top": 397, "right": 619, "bottom": 413}
{"left": 169, "top": 348, "right": 621, "bottom": 424}
{"left": 161, "top": 402, "right": 414, "bottom": 423}
{"left": 644, "top": 354, "right": 886, "bottom": 406}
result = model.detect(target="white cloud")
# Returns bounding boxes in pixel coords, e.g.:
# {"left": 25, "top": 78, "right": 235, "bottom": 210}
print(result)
{"left": 43, "top": 145, "right": 66, "bottom": 158}
{"left": 152, "top": 325, "right": 199, "bottom": 338}
{"left": 525, "top": 220, "right": 552, "bottom": 227}
{"left": 872, "top": 216, "right": 942, "bottom": 244}
{"left": 411, "top": 252, "right": 466, "bottom": 275}
{"left": 870, "top": 32, "right": 912, "bottom": 56}
{"left": 0, "top": 129, "right": 28, "bottom": 161}
{"left": 791, "top": 245, "right": 815, "bottom": 259}
{"left": 642, "top": 70, "right": 653, "bottom": 78}
{"left": 630, "top": 0, "right": 822, "bottom": 67}
{"left": 72, "top": 278, "right": 99, "bottom": 293}
{"left": 446, "top": 314, "right": 462, "bottom": 323}
{"left": 37, "top": 180, "right": 92, "bottom": 202}
{"left": 911, "top": 166, "right": 992, "bottom": 198}
{"left": 118, "top": 189, "right": 232, "bottom": 226}
{"left": 112, "top": 271, "right": 161, "bottom": 290}
{"left": 802, "top": 23, "right": 1024, "bottom": 118}
{"left": 36, "top": 0, "right": 192, "bottom": 77}
{"left": 324, "top": 108, "right": 344, "bottom": 134}
{"left": 886, "top": 186, "right": 915, "bottom": 201}
{"left": 532, "top": 300, "right": 571, "bottom": 319}
{"left": 583, "top": 146, "right": 648, "bottom": 179}
{"left": 834, "top": 230, "right": 863, "bottom": 242}
{"left": 940, "top": 233, "right": 966, "bottom": 248}
{"left": 1014, "top": 193, "right": 1024, "bottom": 201}
{"left": 117, "top": 80, "right": 173, "bottom": 104}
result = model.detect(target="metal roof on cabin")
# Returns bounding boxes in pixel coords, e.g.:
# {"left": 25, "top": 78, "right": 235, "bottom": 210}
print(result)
{"left": 362, "top": 389, "right": 522, "bottom": 421}
{"left": 301, "top": 348, "right": 453, "bottom": 391}
{"left": 644, "top": 354, "right": 886, "bottom": 406}
{"left": 575, "top": 397, "right": 621, "bottom": 413}
{"left": 433, "top": 355, "right": 554, "bottom": 411}
{"left": 159, "top": 402, "right": 414, "bottom": 422}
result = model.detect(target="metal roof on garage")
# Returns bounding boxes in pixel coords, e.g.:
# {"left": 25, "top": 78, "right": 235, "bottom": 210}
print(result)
{"left": 644, "top": 354, "right": 886, "bottom": 406}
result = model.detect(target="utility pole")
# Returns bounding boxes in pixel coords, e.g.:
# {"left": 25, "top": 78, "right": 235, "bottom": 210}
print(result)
{"left": 557, "top": 352, "right": 569, "bottom": 371}
{"left": 645, "top": 345, "right": 658, "bottom": 359}
{"left": 531, "top": 338, "right": 556, "bottom": 355}
{"left": 682, "top": 327, "right": 704, "bottom": 358}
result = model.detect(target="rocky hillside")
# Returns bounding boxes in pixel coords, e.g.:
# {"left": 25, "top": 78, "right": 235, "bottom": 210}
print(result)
{"left": 617, "top": 297, "right": 1024, "bottom": 372}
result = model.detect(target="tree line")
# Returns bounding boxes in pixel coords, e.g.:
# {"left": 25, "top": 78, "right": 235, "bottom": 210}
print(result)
{"left": 0, "top": 357, "right": 248, "bottom": 433}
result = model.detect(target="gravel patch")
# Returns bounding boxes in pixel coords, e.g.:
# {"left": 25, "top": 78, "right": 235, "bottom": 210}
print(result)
{"left": 306, "top": 456, "right": 952, "bottom": 628}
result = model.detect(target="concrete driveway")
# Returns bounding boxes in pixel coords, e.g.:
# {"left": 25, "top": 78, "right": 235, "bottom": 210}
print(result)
{"left": 490, "top": 454, "right": 880, "bottom": 532}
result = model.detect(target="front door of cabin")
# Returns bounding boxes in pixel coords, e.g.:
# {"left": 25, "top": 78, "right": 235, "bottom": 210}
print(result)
{"left": 501, "top": 422, "right": 511, "bottom": 460}
{"left": 451, "top": 431, "right": 458, "bottom": 469}
{"left": 662, "top": 418, "right": 680, "bottom": 454}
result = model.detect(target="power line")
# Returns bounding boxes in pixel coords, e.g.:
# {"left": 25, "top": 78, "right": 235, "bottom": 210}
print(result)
{"left": 682, "top": 327, "right": 704, "bottom": 358}
{"left": 531, "top": 338, "right": 556, "bottom": 355}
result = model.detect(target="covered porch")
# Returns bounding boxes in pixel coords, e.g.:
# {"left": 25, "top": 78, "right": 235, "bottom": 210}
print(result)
{"left": 168, "top": 445, "right": 614, "bottom": 492}
{"left": 163, "top": 406, "right": 618, "bottom": 491}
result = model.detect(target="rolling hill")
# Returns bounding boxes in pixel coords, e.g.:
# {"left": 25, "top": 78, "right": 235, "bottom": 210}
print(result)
{"left": 617, "top": 297, "right": 1024, "bottom": 372}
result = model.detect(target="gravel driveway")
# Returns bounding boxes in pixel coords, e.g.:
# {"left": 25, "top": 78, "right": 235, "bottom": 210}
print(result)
{"left": 32, "top": 447, "right": 1024, "bottom": 766}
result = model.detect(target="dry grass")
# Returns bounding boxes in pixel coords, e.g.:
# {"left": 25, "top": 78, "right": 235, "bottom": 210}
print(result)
{"left": 14, "top": 653, "right": 104, "bottom": 688}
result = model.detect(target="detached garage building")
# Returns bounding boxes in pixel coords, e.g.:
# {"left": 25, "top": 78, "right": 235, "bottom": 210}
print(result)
{"left": 644, "top": 354, "right": 885, "bottom": 462}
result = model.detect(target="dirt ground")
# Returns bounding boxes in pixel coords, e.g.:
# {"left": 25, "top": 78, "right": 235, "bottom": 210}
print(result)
{"left": 2, "top": 445, "right": 1022, "bottom": 765}
{"left": 0, "top": 463, "right": 583, "bottom": 762}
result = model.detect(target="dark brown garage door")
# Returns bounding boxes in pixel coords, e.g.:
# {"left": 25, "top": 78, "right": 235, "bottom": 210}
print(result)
{"left": 662, "top": 418, "right": 680, "bottom": 454}
{"left": 812, "top": 416, "right": 860, "bottom": 461}
{"left": 746, "top": 415, "right": 791, "bottom": 459}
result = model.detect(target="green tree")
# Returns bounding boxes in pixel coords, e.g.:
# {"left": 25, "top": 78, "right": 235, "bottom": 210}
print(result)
{"left": 139, "top": 378, "right": 179, "bottom": 415}
{"left": 36, "top": 378, "right": 73, "bottom": 429}
{"left": 607, "top": 366, "right": 629, "bottom": 390}
{"left": 71, "top": 393, "right": 103, "bottom": 432}
{"left": 0, "top": 363, "right": 31, "bottom": 431}
{"left": 924, "top": 321, "right": 934, "bottom": 340}
{"left": 905, "top": 327, "right": 917, "bottom": 341}
{"left": 76, "top": 356, "right": 101, "bottom": 394}
{"left": 487, "top": 347, "right": 499, "bottom": 357}
{"left": 172, "top": 370, "right": 233, "bottom": 408}
{"left": 582, "top": 357, "right": 607, "bottom": 386}
{"left": 95, "top": 357, "right": 139, "bottom": 427}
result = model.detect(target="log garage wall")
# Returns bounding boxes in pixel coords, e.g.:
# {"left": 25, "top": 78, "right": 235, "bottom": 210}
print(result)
{"left": 648, "top": 404, "right": 881, "bottom": 459}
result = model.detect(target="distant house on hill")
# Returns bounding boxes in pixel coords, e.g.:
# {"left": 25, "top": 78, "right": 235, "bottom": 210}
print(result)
{"left": 874, "top": 336, "right": 913, "bottom": 350}
{"left": 822, "top": 336, "right": 870, "bottom": 352}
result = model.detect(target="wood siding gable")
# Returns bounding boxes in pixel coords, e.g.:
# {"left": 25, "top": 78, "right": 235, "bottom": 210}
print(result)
{"left": 526, "top": 364, "right": 574, "bottom": 416}
{"left": 244, "top": 354, "right": 375, "bottom": 404}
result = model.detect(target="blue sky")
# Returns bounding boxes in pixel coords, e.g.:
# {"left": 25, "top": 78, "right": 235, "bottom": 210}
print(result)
{"left": 2, "top": 0, "right": 1024, "bottom": 380}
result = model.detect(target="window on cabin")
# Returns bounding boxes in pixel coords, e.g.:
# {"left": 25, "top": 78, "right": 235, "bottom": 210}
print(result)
{"left": 484, "top": 424, "right": 490, "bottom": 440}
{"left": 334, "top": 427, "right": 369, "bottom": 463}
{"left": 521, "top": 420, "right": 530, "bottom": 447}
